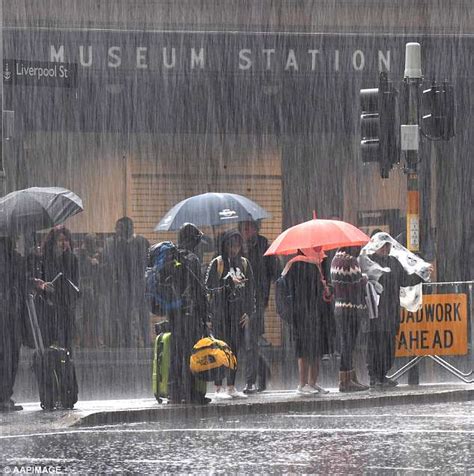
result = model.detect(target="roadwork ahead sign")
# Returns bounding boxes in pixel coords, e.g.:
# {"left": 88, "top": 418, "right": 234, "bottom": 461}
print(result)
{"left": 396, "top": 293, "right": 468, "bottom": 357}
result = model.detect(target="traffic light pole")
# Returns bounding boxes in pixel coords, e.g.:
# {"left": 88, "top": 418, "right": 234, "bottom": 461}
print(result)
{"left": 404, "top": 76, "right": 421, "bottom": 253}
{"left": 403, "top": 69, "right": 422, "bottom": 385}
{"left": 0, "top": 0, "right": 5, "bottom": 198}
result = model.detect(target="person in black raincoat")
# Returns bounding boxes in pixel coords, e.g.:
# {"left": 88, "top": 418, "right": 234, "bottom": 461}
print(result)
{"left": 32, "top": 225, "right": 80, "bottom": 350}
{"left": 238, "top": 220, "right": 280, "bottom": 393}
{"left": 364, "top": 241, "right": 426, "bottom": 387}
{"left": 102, "top": 217, "right": 150, "bottom": 347}
{"left": 168, "top": 223, "right": 210, "bottom": 404}
{"left": 0, "top": 237, "right": 27, "bottom": 412}
{"left": 75, "top": 233, "right": 103, "bottom": 348}
{"left": 206, "top": 229, "right": 255, "bottom": 399}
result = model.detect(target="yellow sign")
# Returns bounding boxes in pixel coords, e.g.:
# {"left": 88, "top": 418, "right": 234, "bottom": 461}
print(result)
{"left": 396, "top": 293, "right": 468, "bottom": 357}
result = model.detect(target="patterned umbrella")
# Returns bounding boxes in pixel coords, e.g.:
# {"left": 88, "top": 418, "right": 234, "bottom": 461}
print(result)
{"left": 155, "top": 192, "right": 270, "bottom": 231}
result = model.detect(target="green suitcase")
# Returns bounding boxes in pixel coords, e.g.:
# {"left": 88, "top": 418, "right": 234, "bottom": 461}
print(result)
{"left": 152, "top": 332, "right": 207, "bottom": 403}
{"left": 152, "top": 332, "right": 171, "bottom": 403}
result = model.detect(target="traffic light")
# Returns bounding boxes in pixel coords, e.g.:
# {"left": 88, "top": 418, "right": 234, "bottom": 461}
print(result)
{"left": 360, "top": 72, "right": 400, "bottom": 178}
{"left": 421, "top": 81, "right": 455, "bottom": 140}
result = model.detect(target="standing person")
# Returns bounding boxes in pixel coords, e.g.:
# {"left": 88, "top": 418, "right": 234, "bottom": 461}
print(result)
{"left": 34, "top": 226, "right": 80, "bottom": 350}
{"left": 75, "top": 233, "right": 103, "bottom": 348}
{"left": 0, "top": 237, "right": 27, "bottom": 412}
{"left": 206, "top": 229, "right": 255, "bottom": 399}
{"left": 102, "top": 217, "right": 150, "bottom": 347}
{"left": 359, "top": 232, "right": 432, "bottom": 388}
{"left": 168, "top": 223, "right": 210, "bottom": 404}
{"left": 238, "top": 220, "right": 280, "bottom": 394}
{"left": 330, "top": 247, "right": 369, "bottom": 392}
{"left": 283, "top": 248, "right": 331, "bottom": 396}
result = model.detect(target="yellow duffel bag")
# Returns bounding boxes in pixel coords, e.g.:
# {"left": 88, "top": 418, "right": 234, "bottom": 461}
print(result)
{"left": 189, "top": 336, "right": 237, "bottom": 382}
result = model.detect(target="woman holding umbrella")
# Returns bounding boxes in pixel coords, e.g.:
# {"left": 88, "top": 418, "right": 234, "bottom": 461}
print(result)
{"left": 31, "top": 225, "right": 80, "bottom": 350}
{"left": 205, "top": 229, "right": 255, "bottom": 399}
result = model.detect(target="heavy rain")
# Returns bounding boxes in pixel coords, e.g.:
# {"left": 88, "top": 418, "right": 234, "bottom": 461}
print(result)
{"left": 0, "top": 1, "right": 472, "bottom": 474}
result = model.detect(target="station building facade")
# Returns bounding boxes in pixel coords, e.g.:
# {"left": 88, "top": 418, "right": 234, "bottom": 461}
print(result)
{"left": 3, "top": 1, "right": 473, "bottom": 345}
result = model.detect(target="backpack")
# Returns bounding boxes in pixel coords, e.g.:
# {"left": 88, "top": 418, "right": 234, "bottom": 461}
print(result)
{"left": 189, "top": 335, "right": 237, "bottom": 382}
{"left": 275, "top": 273, "right": 294, "bottom": 324}
{"left": 145, "top": 241, "right": 190, "bottom": 315}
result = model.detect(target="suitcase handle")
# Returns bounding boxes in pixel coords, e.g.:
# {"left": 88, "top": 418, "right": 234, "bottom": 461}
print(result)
{"left": 26, "top": 293, "right": 45, "bottom": 354}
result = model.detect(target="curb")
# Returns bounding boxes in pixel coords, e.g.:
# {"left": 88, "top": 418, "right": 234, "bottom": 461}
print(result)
{"left": 70, "top": 386, "right": 474, "bottom": 427}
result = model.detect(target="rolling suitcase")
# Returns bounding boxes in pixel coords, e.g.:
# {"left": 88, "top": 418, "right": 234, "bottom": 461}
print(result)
{"left": 152, "top": 330, "right": 207, "bottom": 403}
{"left": 26, "top": 294, "right": 78, "bottom": 410}
{"left": 152, "top": 331, "right": 171, "bottom": 403}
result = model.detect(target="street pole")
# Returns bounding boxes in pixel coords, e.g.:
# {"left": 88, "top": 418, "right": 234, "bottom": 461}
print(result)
{"left": 402, "top": 43, "right": 422, "bottom": 384}
{"left": 0, "top": 0, "right": 5, "bottom": 197}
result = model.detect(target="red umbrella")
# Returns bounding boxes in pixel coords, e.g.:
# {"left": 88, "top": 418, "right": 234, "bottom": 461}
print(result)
{"left": 264, "top": 218, "right": 370, "bottom": 256}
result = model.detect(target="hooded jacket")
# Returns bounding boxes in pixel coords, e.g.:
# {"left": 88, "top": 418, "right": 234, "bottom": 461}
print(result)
{"left": 205, "top": 229, "right": 256, "bottom": 339}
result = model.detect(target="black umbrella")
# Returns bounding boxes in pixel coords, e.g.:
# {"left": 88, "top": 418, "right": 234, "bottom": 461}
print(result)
{"left": 155, "top": 192, "right": 270, "bottom": 231}
{"left": 0, "top": 187, "right": 83, "bottom": 236}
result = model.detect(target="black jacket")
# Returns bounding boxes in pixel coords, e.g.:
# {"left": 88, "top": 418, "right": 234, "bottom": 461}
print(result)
{"left": 242, "top": 234, "right": 280, "bottom": 310}
{"left": 205, "top": 230, "right": 256, "bottom": 340}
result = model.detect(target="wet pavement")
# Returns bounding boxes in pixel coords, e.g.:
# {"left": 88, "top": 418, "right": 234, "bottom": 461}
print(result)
{"left": 0, "top": 383, "right": 472, "bottom": 432}
{"left": 0, "top": 398, "right": 472, "bottom": 474}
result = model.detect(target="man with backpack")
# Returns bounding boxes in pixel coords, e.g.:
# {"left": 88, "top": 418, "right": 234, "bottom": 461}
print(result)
{"left": 166, "top": 223, "right": 210, "bottom": 404}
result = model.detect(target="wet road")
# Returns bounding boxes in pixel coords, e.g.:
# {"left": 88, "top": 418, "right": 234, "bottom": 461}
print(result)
{"left": 0, "top": 401, "right": 472, "bottom": 474}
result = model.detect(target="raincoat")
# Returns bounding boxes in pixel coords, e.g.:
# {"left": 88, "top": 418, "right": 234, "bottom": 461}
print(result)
{"left": 205, "top": 229, "right": 256, "bottom": 359}
{"left": 0, "top": 239, "right": 27, "bottom": 404}
{"left": 102, "top": 233, "right": 149, "bottom": 347}
{"left": 36, "top": 249, "right": 79, "bottom": 349}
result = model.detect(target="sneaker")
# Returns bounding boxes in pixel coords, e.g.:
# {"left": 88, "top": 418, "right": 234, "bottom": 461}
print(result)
{"left": 296, "top": 385, "right": 312, "bottom": 396}
{"left": 214, "top": 388, "right": 233, "bottom": 401}
{"left": 227, "top": 387, "right": 248, "bottom": 399}
{"left": 256, "top": 384, "right": 266, "bottom": 393}
{"left": 243, "top": 384, "right": 257, "bottom": 395}
{"left": 305, "top": 384, "right": 329, "bottom": 395}
{"left": 0, "top": 400, "right": 23, "bottom": 412}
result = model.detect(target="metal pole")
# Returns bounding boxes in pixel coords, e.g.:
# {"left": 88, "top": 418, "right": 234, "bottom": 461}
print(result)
{"left": 403, "top": 43, "right": 423, "bottom": 384}
{"left": 0, "top": 0, "right": 5, "bottom": 197}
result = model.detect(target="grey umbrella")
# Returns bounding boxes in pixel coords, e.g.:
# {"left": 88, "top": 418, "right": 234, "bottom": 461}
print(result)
{"left": 155, "top": 192, "right": 270, "bottom": 231}
{"left": 0, "top": 186, "right": 83, "bottom": 236}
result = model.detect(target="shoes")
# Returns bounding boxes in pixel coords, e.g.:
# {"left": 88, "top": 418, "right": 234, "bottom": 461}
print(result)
{"left": 256, "top": 384, "right": 266, "bottom": 393}
{"left": 0, "top": 400, "right": 23, "bottom": 412}
{"left": 305, "top": 384, "right": 329, "bottom": 395}
{"left": 227, "top": 387, "right": 248, "bottom": 399}
{"left": 214, "top": 387, "right": 233, "bottom": 400}
{"left": 243, "top": 384, "right": 257, "bottom": 395}
{"left": 381, "top": 376, "right": 399, "bottom": 387}
{"left": 321, "top": 354, "right": 331, "bottom": 361}
{"left": 340, "top": 371, "right": 369, "bottom": 392}
{"left": 370, "top": 376, "right": 398, "bottom": 388}
{"left": 296, "top": 385, "right": 312, "bottom": 396}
